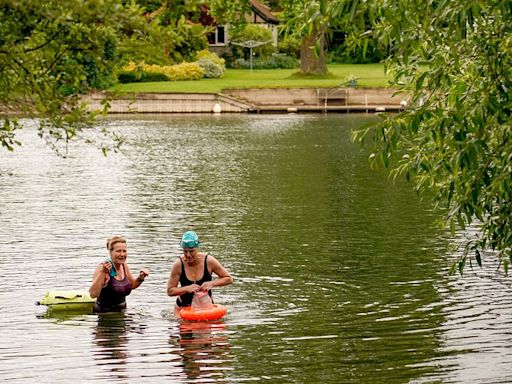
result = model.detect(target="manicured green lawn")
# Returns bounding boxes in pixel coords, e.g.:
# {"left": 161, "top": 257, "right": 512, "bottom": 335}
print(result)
{"left": 111, "top": 63, "right": 393, "bottom": 94}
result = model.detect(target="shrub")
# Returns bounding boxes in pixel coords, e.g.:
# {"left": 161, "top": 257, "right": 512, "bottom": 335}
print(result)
{"left": 194, "top": 50, "right": 225, "bottom": 78}
{"left": 196, "top": 58, "right": 225, "bottom": 78}
{"left": 328, "top": 35, "right": 387, "bottom": 64}
{"left": 136, "top": 0, "right": 162, "bottom": 13}
{"left": 228, "top": 54, "right": 298, "bottom": 69}
{"left": 195, "top": 49, "right": 226, "bottom": 68}
{"left": 143, "top": 62, "right": 204, "bottom": 81}
{"left": 117, "top": 71, "right": 169, "bottom": 83}
{"left": 277, "top": 35, "right": 301, "bottom": 59}
{"left": 267, "top": 54, "right": 299, "bottom": 69}
{"left": 120, "top": 61, "right": 204, "bottom": 82}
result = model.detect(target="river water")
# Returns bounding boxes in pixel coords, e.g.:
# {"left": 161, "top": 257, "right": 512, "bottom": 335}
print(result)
{"left": 1, "top": 114, "right": 512, "bottom": 383}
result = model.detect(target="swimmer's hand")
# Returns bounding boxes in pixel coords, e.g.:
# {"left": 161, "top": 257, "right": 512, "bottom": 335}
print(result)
{"left": 138, "top": 268, "right": 149, "bottom": 281}
{"left": 185, "top": 284, "right": 201, "bottom": 293}
{"left": 103, "top": 258, "right": 117, "bottom": 277}
{"left": 200, "top": 281, "right": 215, "bottom": 292}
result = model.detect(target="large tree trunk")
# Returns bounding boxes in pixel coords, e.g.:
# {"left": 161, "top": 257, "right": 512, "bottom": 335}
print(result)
{"left": 299, "top": 25, "right": 327, "bottom": 75}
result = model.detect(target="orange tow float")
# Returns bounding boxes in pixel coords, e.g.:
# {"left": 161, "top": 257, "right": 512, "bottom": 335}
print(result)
{"left": 179, "top": 304, "right": 227, "bottom": 321}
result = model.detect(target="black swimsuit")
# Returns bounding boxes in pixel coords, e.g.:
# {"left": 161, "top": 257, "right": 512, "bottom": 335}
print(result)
{"left": 176, "top": 255, "right": 212, "bottom": 307}
{"left": 95, "top": 266, "right": 132, "bottom": 312}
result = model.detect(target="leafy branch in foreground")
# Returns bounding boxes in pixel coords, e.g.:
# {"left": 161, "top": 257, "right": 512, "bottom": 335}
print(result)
{"left": 0, "top": 0, "right": 143, "bottom": 154}
{"left": 352, "top": 1, "right": 512, "bottom": 273}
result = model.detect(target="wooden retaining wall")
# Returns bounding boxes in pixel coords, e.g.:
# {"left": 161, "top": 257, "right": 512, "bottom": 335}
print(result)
{"left": 223, "top": 87, "right": 407, "bottom": 112}
{"left": 82, "top": 92, "right": 251, "bottom": 113}
{"left": 83, "top": 88, "right": 408, "bottom": 114}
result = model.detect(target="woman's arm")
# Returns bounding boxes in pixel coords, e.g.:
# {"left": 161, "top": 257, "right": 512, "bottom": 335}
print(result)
{"left": 89, "top": 264, "right": 107, "bottom": 298}
{"left": 167, "top": 259, "right": 200, "bottom": 296}
{"left": 201, "top": 255, "right": 233, "bottom": 291}
{"left": 125, "top": 264, "right": 149, "bottom": 290}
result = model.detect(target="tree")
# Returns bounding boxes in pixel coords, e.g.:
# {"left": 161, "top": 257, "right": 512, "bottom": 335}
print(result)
{"left": 0, "top": 0, "right": 254, "bottom": 154}
{"left": 281, "top": 0, "right": 346, "bottom": 75}
{"left": 206, "top": 0, "right": 251, "bottom": 26}
{"left": 146, "top": 0, "right": 210, "bottom": 62}
{"left": 0, "top": 0, "right": 144, "bottom": 154}
{"left": 352, "top": 1, "right": 512, "bottom": 272}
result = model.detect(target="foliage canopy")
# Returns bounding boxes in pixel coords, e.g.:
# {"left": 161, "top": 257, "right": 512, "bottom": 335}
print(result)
{"left": 0, "top": 0, "right": 144, "bottom": 154}
{"left": 352, "top": 0, "right": 512, "bottom": 272}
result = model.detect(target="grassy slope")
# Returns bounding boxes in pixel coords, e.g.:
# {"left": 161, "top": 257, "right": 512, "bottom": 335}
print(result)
{"left": 111, "top": 63, "right": 392, "bottom": 94}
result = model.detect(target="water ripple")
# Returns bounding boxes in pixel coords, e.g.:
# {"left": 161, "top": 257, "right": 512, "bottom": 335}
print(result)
{"left": 2, "top": 115, "right": 512, "bottom": 383}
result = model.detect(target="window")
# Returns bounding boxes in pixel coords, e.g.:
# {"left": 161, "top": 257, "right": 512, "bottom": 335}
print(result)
{"left": 208, "top": 26, "right": 227, "bottom": 46}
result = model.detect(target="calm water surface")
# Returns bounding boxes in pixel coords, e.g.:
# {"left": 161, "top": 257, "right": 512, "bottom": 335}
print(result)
{"left": 1, "top": 114, "right": 512, "bottom": 383}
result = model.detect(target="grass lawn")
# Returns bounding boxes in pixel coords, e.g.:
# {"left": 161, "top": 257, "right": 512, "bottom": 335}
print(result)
{"left": 111, "top": 63, "right": 393, "bottom": 94}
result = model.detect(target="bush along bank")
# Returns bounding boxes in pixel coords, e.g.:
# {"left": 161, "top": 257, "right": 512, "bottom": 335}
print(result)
{"left": 118, "top": 50, "right": 226, "bottom": 83}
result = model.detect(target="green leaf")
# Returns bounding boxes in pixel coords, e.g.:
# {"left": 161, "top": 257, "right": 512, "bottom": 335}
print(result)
{"left": 449, "top": 261, "right": 458, "bottom": 275}
{"left": 458, "top": 257, "right": 465, "bottom": 276}
{"left": 475, "top": 249, "right": 481, "bottom": 267}
{"left": 456, "top": 214, "right": 466, "bottom": 230}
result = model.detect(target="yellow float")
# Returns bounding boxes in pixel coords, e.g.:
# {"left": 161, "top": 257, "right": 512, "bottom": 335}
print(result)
{"left": 36, "top": 290, "right": 96, "bottom": 311}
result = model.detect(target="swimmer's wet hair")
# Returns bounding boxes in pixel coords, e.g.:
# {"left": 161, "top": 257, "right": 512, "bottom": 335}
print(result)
{"left": 107, "top": 236, "right": 127, "bottom": 251}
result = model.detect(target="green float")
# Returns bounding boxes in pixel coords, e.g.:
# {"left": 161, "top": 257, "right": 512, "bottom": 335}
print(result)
{"left": 36, "top": 290, "right": 96, "bottom": 311}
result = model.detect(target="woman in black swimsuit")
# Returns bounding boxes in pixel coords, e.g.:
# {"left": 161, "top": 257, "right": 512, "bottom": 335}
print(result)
{"left": 89, "top": 236, "right": 149, "bottom": 312}
{"left": 167, "top": 231, "right": 233, "bottom": 317}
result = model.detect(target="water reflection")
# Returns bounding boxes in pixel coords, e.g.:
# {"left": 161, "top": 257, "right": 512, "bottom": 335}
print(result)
{"left": 92, "top": 312, "right": 146, "bottom": 380}
{"left": 38, "top": 307, "right": 94, "bottom": 321}
{"left": 170, "top": 321, "right": 231, "bottom": 382}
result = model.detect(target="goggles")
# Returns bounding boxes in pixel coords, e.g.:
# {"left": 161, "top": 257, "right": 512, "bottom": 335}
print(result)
{"left": 181, "top": 239, "right": 199, "bottom": 248}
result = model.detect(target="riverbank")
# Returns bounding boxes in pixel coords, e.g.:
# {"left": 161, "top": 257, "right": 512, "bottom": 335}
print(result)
{"left": 83, "top": 87, "right": 407, "bottom": 114}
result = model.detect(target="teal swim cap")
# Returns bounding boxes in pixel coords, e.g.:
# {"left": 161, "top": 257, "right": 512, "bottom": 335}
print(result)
{"left": 181, "top": 231, "right": 200, "bottom": 248}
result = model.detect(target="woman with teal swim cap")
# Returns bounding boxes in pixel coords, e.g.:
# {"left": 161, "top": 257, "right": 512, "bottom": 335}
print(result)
{"left": 167, "top": 231, "right": 233, "bottom": 317}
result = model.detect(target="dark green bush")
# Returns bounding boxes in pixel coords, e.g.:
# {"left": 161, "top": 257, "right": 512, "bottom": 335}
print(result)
{"left": 329, "top": 37, "right": 387, "bottom": 64}
{"left": 228, "top": 54, "right": 298, "bottom": 69}
{"left": 277, "top": 35, "right": 301, "bottom": 59}
{"left": 117, "top": 71, "right": 169, "bottom": 83}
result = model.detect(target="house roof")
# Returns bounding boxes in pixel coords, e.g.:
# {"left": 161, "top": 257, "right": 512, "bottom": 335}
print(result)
{"left": 250, "top": 0, "right": 279, "bottom": 25}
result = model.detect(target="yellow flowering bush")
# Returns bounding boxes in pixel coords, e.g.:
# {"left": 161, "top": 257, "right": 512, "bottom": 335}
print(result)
{"left": 122, "top": 61, "right": 205, "bottom": 81}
